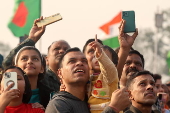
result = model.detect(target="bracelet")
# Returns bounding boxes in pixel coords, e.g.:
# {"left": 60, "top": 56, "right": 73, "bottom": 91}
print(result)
{"left": 109, "top": 105, "right": 120, "bottom": 113}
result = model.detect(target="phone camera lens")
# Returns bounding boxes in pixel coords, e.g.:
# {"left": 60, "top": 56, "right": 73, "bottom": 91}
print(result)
{"left": 4, "top": 72, "right": 11, "bottom": 78}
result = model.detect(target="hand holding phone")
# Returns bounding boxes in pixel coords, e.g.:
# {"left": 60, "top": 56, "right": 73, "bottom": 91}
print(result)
{"left": 122, "top": 11, "right": 136, "bottom": 33}
{"left": 3, "top": 72, "right": 17, "bottom": 90}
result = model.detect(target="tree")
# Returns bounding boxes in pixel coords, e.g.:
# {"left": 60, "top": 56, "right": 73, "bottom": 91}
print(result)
{"left": 133, "top": 8, "right": 170, "bottom": 79}
{"left": 0, "top": 42, "right": 11, "bottom": 58}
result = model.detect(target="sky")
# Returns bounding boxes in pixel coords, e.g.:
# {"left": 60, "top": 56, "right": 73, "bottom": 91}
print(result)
{"left": 1, "top": 0, "right": 170, "bottom": 81}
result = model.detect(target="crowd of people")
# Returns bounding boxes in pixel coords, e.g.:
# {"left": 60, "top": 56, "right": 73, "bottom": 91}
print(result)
{"left": 0, "top": 16, "right": 170, "bottom": 113}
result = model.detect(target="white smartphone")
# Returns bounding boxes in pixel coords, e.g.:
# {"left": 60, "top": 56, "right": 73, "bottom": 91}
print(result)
{"left": 36, "top": 13, "right": 62, "bottom": 27}
{"left": 3, "top": 72, "right": 17, "bottom": 90}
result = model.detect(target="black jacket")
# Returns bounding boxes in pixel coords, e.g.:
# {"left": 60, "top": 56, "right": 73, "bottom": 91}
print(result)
{"left": 45, "top": 91, "right": 91, "bottom": 113}
{"left": 124, "top": 105, "right": 160, "bottom": 113}
{"left": 41, "top": 68, "right": 61, "bottom": 92}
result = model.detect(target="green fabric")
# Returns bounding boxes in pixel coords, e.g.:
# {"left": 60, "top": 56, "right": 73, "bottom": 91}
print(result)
{"left": 8, "top": 0, "right": 41, "bottom": 37}
{"left": 167, "top": 51, "right": 170, "bottom": 67}
{"left": 29, "top": 88, "right": 40, "bottom": 103}
{"left": 166, "top": 51, "right": 170, "bottom": 74}
{"left": 102, "top": 36, "right": 119, "bottom": 49}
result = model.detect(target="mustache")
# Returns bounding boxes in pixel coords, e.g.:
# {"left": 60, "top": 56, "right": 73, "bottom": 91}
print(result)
{"left": 126, "top": 67, "right": 139, "bottom": 75}
{"left": 55, "top": 54, "right": 63, "bottom": 58}
{"left": 144, "top": 91, "right": 155, "bottom": 97}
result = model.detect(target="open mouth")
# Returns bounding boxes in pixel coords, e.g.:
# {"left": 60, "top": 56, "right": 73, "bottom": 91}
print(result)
{"left": 75, "top": 69, "right": 85, "bottom": 73}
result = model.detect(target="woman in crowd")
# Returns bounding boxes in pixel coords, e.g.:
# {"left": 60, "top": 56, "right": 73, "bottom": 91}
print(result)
{"left": 0, "top": 66, "right": 44, "bottom": 113}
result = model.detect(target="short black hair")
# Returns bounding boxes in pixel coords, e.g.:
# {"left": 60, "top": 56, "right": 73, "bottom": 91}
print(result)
{"left": 153, "top": 74, "right": 162, "bottom": 82}
{"left": 4, "top": 66, "right": 32, "bottom": 103}
{"left": 115, "top": 47, "right": 134, "bottom": 54}
{"left": 58, "top": 47, "right": 81, "bottom": 68}
{"left": 83, "top": 39, "right": 103, "bottom": 53}
{"left": 129, "top": 50, "right": 145, "bottom": 68}
{"left": 47, "top": 40, "right": 70, "bottom": 54}
{"left": 102, "top": 45, "right": 118, "bottom": 66}
{"left": 126, "top": 70, "right": 154, "bottom": 89}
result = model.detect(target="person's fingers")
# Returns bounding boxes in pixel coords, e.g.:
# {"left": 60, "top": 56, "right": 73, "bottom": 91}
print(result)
{"left": 40, "top": 16, "right": 43, "bottom": 20}
{"left": 10, "top": 95, "right": 19, "bottom": 99}
{"left": 89, "top": 41, "right": 95, "bottom": 46}
{"left": 42, "top": 25, "right": 46, "bottom": 30}
{"left": 113, "top": 88, "right": 120, "bottom": 93}
{"left": 9, "top": 89, "right": 20, "bottom": 96}
{"left": 5, "top": 82, "right": 14, "bottom": 91}
{"left": 95, "top": 34, "right": 97, "bottom": 42}
{"left": 32, "top": 102, "right": 41, "bottom": 108}
{"left": 118, "top": 19, "right": 123, "bottom": 30}
{"left": 132, "top": 28, "right": 138, "bottom": 39}
{"left": 33, "top": 19, "right": 39, "bottom": 27}
{"left": 121, "top": 19, "right": 125, "bottom": 32}
{"left": 1, "top": 86, "right": 4, "bottom": 92}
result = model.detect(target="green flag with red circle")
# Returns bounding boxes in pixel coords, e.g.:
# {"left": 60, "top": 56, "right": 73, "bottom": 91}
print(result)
{"left": 8, "top": 0, "right": 41, "bottom": 37}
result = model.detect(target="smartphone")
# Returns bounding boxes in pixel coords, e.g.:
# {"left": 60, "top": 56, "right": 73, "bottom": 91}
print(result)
{"left": 36, "top": 13, "right": 62, "bottom": 27}
{"left": 122, "top": 11, "right": 136, "bottom": 33}
{"left": 3, "top": 72, "right": 17, "bottom": 90}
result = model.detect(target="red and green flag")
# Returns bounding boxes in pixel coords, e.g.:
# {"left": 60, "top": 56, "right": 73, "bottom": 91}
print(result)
{"left": 8, "top": 0, "right": 41, "bottom": 37}
{"left": 99, "top": 12, "right": 121, "bottom": 48}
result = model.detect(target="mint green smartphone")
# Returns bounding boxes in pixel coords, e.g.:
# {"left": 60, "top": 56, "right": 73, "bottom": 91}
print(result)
{"left": 122, "top": 11, "right": 136, "bottom": 33}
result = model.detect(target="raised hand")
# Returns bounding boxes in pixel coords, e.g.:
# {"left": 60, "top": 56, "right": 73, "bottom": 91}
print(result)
{"left": 32, "top": 102, "right": 45, "bottom": 110}
{"left": 28, "top": 16, "right": 46, "bottom": 43}
{"left": 108, "top": 87, "right": 130, "bottom": 113}
{"left": 89, "top": 34, "right": 102, "bottom": 58}
{"left": 118, "top": 19, "right": 138, "bottom": 49}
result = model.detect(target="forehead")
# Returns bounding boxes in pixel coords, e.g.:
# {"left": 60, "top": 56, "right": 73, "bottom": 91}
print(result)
{"left": 50, "top": 41, "right": 70, "bottom": 49}
{"left": 155, "top": 79, "right": 162, "bottom": 84}
{"left": 63, "top": 51, "right": 86, "bottom": 61}
{"left": 19, "top": 49, "right": 40, "bottom": 57}
{"left": 134, "top": 74, "right": 154, "bottom": 84}
{"left": 127, "top": 54, "right": 142, "bottom": 62}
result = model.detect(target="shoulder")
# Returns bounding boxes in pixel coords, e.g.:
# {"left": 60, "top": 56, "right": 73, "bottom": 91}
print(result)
{"left": 49, "top": 93, "right": 72, "bottom": 106}
{"left": 45, "top": 95, "right": 73, "bottom": 112}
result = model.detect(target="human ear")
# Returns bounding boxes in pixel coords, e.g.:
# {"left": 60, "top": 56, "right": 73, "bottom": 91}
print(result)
{"left": 129, "top": 91, "right": 134, "bottom": 100}
{"left": 45, "top": 56, "right": 49, "bottom": 66}
{"left": 57, "top": 69, "right": 63, "bottom": 79}
{"left": 40, "top": 66, "right": 44, "bottom": 73}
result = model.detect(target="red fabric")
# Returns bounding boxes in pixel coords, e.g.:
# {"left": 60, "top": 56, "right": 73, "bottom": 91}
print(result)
{"left": 12, "top": 2, "right": 28, "bottom": 27}
{"left": 5, "top": 103, "right": 44, "bottom": 113}
{"left": 100, "top": 11, "right": 121, "bottom": 34}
